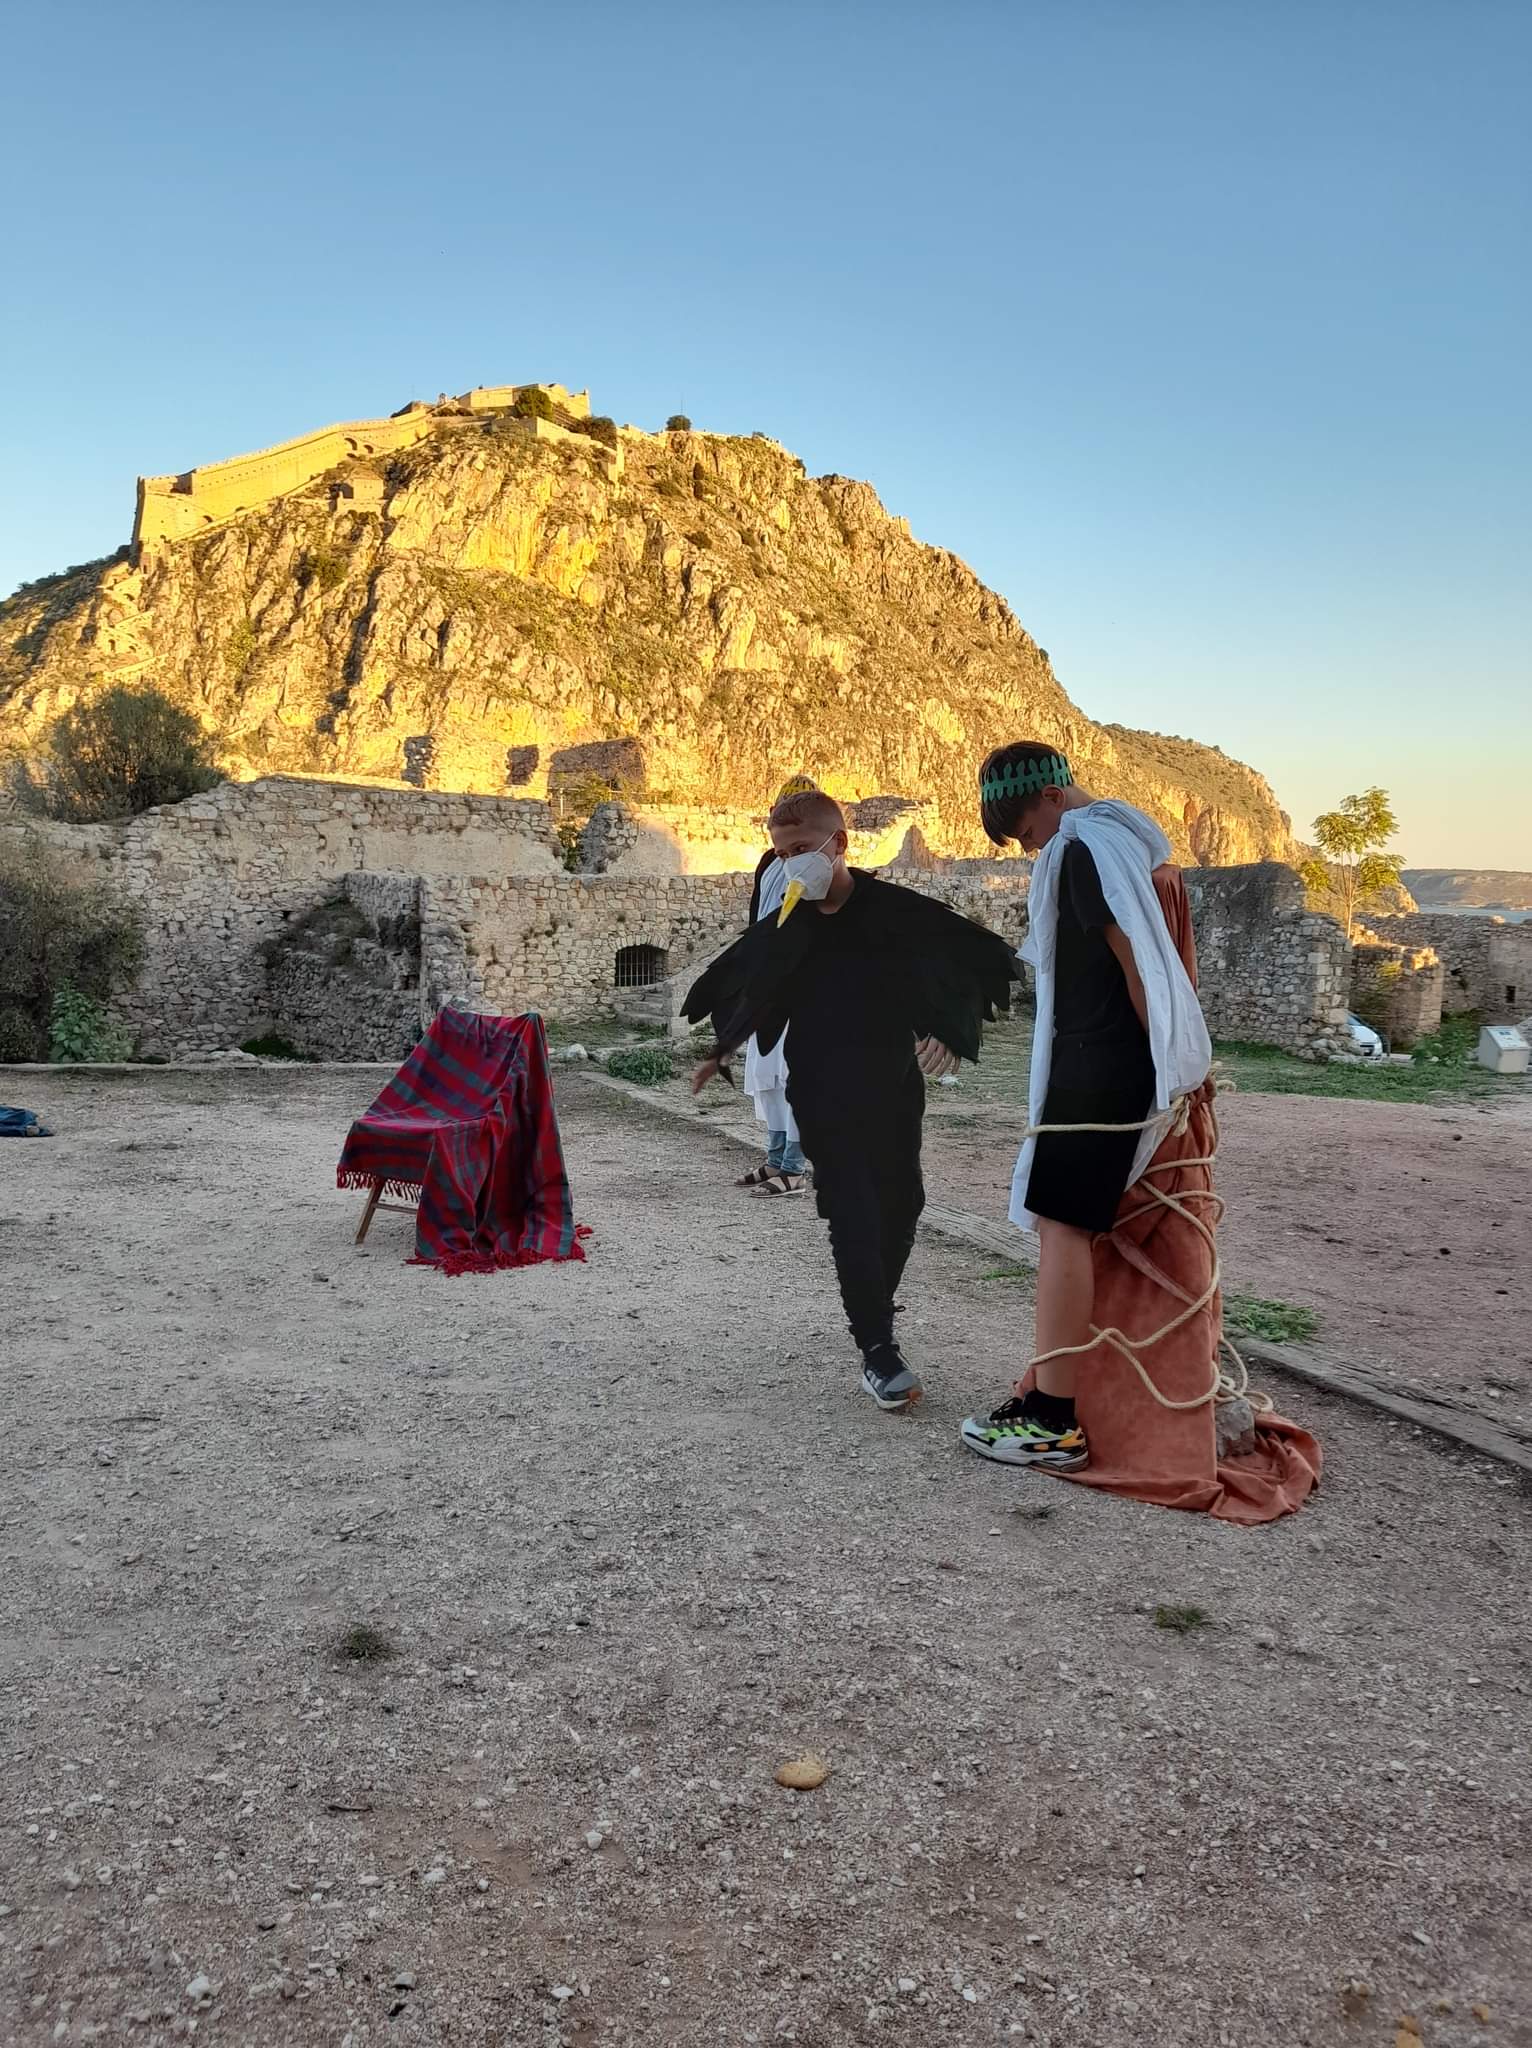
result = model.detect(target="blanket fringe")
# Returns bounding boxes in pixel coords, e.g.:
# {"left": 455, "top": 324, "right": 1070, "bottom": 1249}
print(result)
{"left": 411, "top": 1227, "right": 591, "bottom": 1279}
{"left": 336, "top": 1170, "right": 420, "bottom": 1203}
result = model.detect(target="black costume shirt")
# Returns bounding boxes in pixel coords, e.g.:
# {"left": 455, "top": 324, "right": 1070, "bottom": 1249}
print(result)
{"left": 1050, "top": 841, "right": 1150, "bottom": 1087}
{"left": 778, "top": 876, "right": 928, "bottom": 1085}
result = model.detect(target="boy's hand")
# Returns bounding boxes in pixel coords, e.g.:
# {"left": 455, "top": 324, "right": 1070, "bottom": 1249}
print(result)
{"left": 691, "top": 1056, "right": 723, "bottom": 1095}
{"left": 916, "top": 1036, "right": 961, "bottom": 1079}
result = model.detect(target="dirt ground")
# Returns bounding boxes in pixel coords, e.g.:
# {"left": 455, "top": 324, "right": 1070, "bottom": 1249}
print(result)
{"left": 665, "top": 1046, "right": 1532, "bottom": 1436}
{"left": 2, "top": 1067, "right": 1530, "bottom": 2048}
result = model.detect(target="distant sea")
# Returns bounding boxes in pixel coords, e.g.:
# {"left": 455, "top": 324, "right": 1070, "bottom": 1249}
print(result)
{"left": 1415, "top": 903, "right": 1532, "bottom": 925}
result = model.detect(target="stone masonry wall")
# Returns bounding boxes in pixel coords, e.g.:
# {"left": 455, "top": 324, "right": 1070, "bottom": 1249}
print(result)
{"left": 267, "top": 952, "right": 421, "bottom": 1063}
{"left": 1365, "top": 913, "right": 1491, "bottom": 1016}
{"left": 4, "top": 778, "right": 559, "bottom": 1057}
{"left": 1350, "top": 935, "right": 1444, "bottom": 1049}
{"left": 4, "top": 772, "right": 1371, "bottom": 1060}
{"left": 1487, "top": 924, "right": 1532, "bottom": 1021}
{"left": 1182, "top": 862, "right": 1351, "bottom": 1057}
{"left": 266, "top": 872, "right": 424, "bottom": 1062}
{"left": 423, "top": 873, "right": 752, "bottom": 1020}
{"left": 1367, "top": 912, "right": 1532, "bottom": 1020}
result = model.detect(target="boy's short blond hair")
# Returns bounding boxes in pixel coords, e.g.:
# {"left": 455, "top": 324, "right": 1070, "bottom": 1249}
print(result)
{"left": 768, "top": 788, "right": 846, "bottom": 836}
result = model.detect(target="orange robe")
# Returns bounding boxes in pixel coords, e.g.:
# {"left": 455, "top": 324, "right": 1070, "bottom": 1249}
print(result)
{"left": 1023, "top": 864, "right": 1321, "bottom": 1524}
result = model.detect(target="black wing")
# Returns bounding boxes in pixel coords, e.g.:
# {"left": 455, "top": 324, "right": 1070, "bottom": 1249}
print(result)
{"left": 682, "top": 907, "right": 818, "bottom": 1056}
{"left": 863, "top": 880, "right": 1020, "bottom": 1062}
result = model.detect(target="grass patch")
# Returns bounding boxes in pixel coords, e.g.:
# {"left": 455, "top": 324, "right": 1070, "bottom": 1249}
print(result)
{"left": 1213, "top": 1038, "right": 1514, "bottom": 1104}
{"left": 606, "top": 1045, "right": 676, "bottom": 1086}
{"left": 979, "top": 1261, "right": 1034, "bottom": 1283}
{"left": 336, "top": 1623, "right": 396, "bottom": 1663}
{"left": 1154, "top": 1604, "right": 1211, "bottom": 1634}
{"left": 1223, "top": 1293, "right": 1320, "bottom": 1345}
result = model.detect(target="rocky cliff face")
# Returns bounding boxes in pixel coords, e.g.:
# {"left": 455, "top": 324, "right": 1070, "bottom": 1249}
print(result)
{"left": 1402, "top": 870, "right": 1532, "bottom": 911}
{"left": 0, "top": 411, "right": 1295, "bottom": 862}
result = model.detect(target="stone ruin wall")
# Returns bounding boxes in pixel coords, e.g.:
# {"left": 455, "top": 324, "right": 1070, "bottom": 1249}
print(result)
{"left": 5, "top": 778, "right": 1365, "bottom": 1061}
{"left": 266, "top": 872, "right": 425, "bottom": 1063}
{"left": 1349, "top": 932, "right": 1444, "bottom": 1049}
{"left": 2, "top": 778, "right": 560, "bottom": 1057}
{"left": 575, "top": 796, "right": 938, "bottom": 879}
{"left": 1181, "top": 862, "right": 1353, "bottom": 1058}
{"left": 1366, "top": 912, "right": 1532, "bottom": 1023}
{"left": 430, "top": 872, "right": 752, "bottom": 1023}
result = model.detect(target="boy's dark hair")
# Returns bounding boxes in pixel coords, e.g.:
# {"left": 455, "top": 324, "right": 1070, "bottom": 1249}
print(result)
{"left": 978, "top": 742, "right": 1073, "bottom": 847}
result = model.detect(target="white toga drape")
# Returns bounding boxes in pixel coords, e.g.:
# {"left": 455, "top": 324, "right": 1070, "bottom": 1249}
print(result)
{"left": 743, "top": 857, "right": 797, "bottom": 1138}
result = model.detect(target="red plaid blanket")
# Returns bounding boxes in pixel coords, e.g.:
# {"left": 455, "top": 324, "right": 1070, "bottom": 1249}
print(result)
{"left": 337, "top": 1008, "right": 589, "bottom": 1276}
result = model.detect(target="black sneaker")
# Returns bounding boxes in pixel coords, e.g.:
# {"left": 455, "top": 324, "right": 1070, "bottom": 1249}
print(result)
{"left": 959, "top": 1396, "right": 1089, "bottom": 1470}
{"left": 860, "top": 1343, "right": 923, "bottom": 1411}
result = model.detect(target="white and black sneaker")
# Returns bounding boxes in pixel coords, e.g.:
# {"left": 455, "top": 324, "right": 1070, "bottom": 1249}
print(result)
{"left": 959, "top": 1396, "right": 1089, "bottom": 1470}
{"left": 860, "top": 1342, "right": 923, "bottom": 1411}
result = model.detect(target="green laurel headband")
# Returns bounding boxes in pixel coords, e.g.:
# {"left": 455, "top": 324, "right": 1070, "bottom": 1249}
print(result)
{"left": 979, "top": 754, "right": 1072, "bottom": 804}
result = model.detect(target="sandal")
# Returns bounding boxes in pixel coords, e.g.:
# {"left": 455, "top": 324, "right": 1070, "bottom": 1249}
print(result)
{"left": 736, "top": 1163, "right": 776, "bottom": 1188}
{"left": 751, "top": 1172, "right": 808, "bottom": 1197}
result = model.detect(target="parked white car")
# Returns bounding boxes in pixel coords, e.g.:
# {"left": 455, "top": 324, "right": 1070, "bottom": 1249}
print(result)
{"left": 1342, "top": 1012, "right": 1386, "bottom": 1060}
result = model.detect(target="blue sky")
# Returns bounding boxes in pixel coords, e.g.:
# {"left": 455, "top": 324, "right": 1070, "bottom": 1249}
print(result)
{"left": 2, "top": 1, "right": 1527, "bottom": 867}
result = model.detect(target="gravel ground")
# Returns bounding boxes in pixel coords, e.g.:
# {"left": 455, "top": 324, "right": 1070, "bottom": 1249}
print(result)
{"left": 1, "top": 1067, "right": 1529, "bottom": 2048}
{"left": 667, "top": 1040, "right": 1532, "bottom": 1432}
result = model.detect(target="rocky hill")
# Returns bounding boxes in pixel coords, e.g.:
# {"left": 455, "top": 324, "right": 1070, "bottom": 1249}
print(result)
{"left": 1402, "top": 870, "right": 1532, "bottom": 912}
{"left": 0, "top": 395, "right": 1297, "bottom": 862}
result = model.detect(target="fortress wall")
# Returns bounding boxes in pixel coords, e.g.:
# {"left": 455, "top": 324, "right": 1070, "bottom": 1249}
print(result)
{"left": 132, "top": 385, "right": 599, "bottom": 551}
{"left": 134, "top": 409, "right": 440, "bottom": 548}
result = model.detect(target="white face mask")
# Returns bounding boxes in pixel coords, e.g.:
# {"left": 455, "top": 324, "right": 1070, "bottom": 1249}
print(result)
{"left": 780, "top": 833, "right": 839, "bottom": 904}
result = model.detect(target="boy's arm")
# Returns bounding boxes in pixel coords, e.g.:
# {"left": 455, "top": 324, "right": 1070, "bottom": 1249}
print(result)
{"left": 1104, "top": 924, "right": 1150, "bottom": 1033}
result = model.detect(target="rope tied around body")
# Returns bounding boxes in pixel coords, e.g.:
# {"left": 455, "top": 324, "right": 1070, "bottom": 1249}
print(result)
{"left": 1019, "top": 1080, "right": 1272, "bottom": 1417}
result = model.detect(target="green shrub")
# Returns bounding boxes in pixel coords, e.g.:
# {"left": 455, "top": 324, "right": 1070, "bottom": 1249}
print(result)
{"left": 49, "top": 985, "right": 133, "bottom": 1062}
{"left": 512, "top": 387, "right": 559, "bottom": 422}
{"left": 224, "top": 618, "right": 258, "bottom": 677}
{"left": 1411, "top": 1014, "right": 1479, "bottom": 1067}
{"left": 574, "top": 414, "right": 619, "bottom": 449}
{"left": 0, "top": 837, "right": 142, "bottom": 1058}
{"left": 0, "top": 1004, "right": 39, "bottom": 1062}
{"left": 301, "top": 544, "right": 348, "bottom": 592}
{"left": 665, "top": 414, "right": 693, "bottom": 433}
{"left": 9, "top": 684, "right": 221, "bottom": 822}
{"left": 606, "top": 1044, "right": 675, "bottom": 1086}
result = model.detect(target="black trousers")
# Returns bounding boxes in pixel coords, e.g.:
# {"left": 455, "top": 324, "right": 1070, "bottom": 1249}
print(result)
{"left": 790, "top": 1062, "right": 926, "bottom": 1353}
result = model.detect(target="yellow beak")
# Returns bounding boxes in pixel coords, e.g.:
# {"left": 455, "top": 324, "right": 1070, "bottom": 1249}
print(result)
{"left": 777, "top": 879, "right": 804, "bottom": 926}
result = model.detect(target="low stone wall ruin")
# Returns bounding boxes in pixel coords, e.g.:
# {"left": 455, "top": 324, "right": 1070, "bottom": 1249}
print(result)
{"left": 2, "top": 777, "right": 558, "bottom": 1057}
{"left": 1349, "top": 935, "right": 1444, "bottom": 1049}
{"left": 1182, "top": 862, "right": 1352, "bottom": 1057}
{"left": 4, "top": 777, "right": 1373, "bottom": 1062}
{"left": 1365, "top": 912, "right": 1532, "bottom": 1023}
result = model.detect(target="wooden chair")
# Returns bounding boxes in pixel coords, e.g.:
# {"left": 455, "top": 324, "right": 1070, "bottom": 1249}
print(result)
{"left": 353, "top": 1177, "right": 418, "bottom": 1245}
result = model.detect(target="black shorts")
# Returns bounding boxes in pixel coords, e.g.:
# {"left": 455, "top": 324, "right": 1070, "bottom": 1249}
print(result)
{"left": 1024, "top": 1058, "right": 1156, "bottom": 1235}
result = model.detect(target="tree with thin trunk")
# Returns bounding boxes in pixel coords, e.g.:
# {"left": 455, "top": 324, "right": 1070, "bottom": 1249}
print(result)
{"left": 1299, "top": 787, "right": 1404, "bottom": 939}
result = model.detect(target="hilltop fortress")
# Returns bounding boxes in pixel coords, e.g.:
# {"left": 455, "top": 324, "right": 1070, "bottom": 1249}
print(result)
{"left": 7, "top": 375, "right": 1512, "bottom": 1067}
{"left": 4, "top": 373, "right": 1304, "bottom": 879}
{"left": 133, "top": 384, "right": 609, "bottom": 550}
